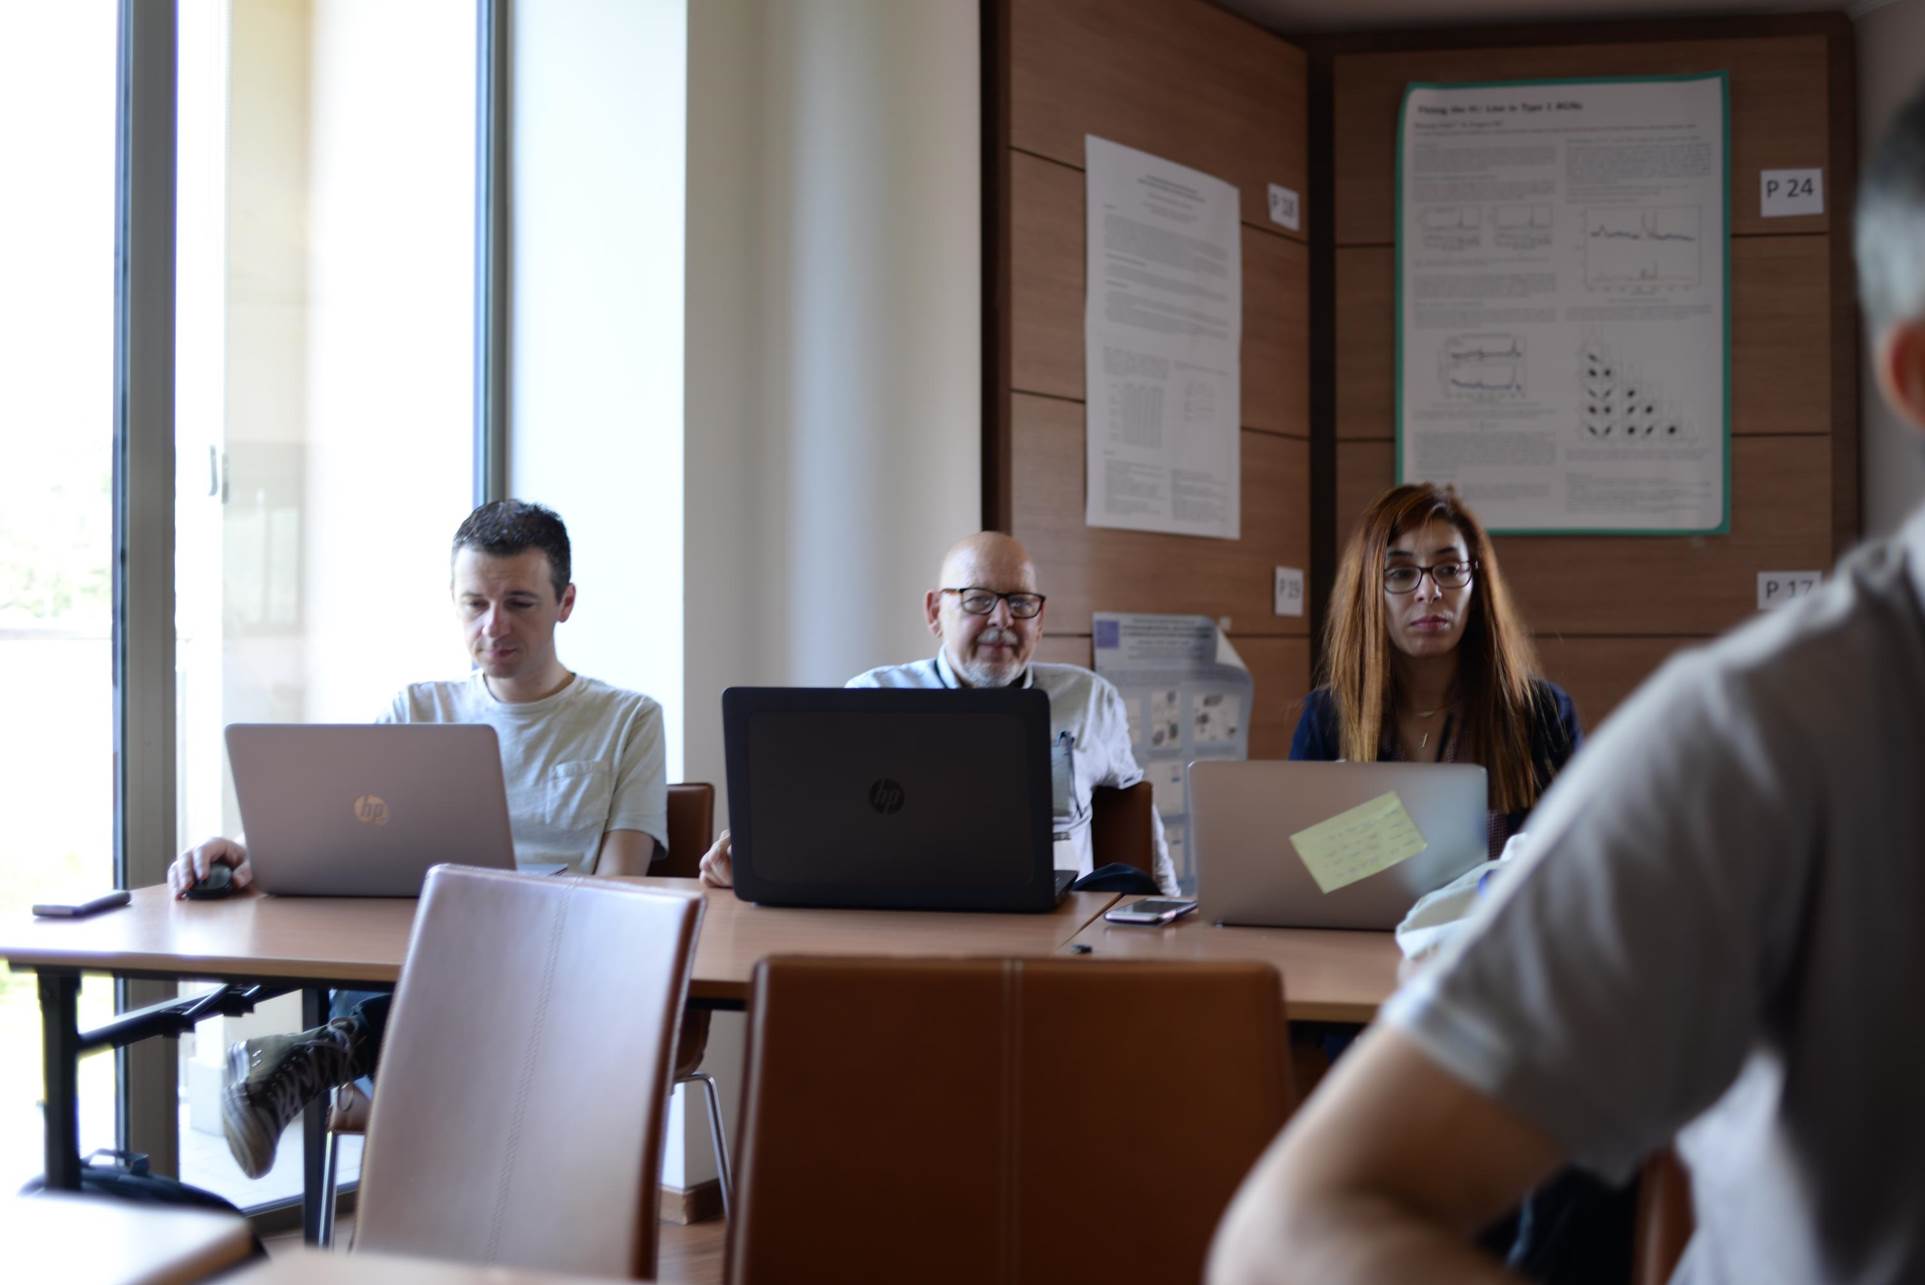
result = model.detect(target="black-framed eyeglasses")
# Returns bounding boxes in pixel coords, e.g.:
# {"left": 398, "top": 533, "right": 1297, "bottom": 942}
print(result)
{"left": 941, "top": 587, "right": 1047, "bottom": 619}
{"left": 1383, "top": 560, "right": 1476, "bottom": 594}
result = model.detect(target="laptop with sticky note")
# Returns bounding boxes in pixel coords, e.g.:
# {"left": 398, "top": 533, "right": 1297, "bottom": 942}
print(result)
{"left": 1189, "top": 760, "right": 1487, "bottom": 930}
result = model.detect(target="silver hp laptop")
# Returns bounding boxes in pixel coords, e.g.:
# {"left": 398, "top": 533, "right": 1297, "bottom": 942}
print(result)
{"left": 721, "top": 686, "right": 1075, "bottom": 913}
{"left": 1191, "top": 760, "right": 1488, "bottom": 930}
{"left": 226, "top": 723, "right": 551, "bottom": 896}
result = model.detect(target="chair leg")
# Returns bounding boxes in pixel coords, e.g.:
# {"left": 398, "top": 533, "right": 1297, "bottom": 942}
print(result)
{"left": 684, "top": 1071, "right": 731, "bottom": 1222}
{"left": 318, "top": 1128, "right": 341, "bottom": 1248}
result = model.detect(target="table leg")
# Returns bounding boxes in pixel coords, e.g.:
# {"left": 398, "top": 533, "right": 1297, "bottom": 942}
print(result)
{"left": 301, "top": 986, "right": 328, "bottom": 1244}
{"left": 39, "top": 970, "right": 82, "bottom": 1190}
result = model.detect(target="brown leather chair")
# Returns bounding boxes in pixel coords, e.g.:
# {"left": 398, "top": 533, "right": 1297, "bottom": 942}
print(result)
{"left": 1089, "top": 781, "right": 1155, "bottom": 877}
{"left": 322, "top": 782, "right": 729, "bottom": 1243}
{"left": 351, "top": 865, "right": 702, "bottom": 1279}
{"left": 657, "top": 781, "right": 729, "bottom": 1218}
{"left": 658, "top": 782, "right": 717, "bottom": 879}
{"left": 727, "top": 956, "right": 1292, "bottom": 1284}
{"left": 1631, "top": 1148, "right": 1693, "bottom": 1285}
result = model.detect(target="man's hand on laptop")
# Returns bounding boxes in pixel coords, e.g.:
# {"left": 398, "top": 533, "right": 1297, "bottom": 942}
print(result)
{"left": 169, "top": 838, "right": 254, "bottom": 898}
{"left": 698, "top": 831, "right": 734, "bottom": 888}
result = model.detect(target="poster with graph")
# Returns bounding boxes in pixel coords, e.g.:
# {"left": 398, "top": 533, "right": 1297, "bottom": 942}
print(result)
{"left": 1395, "top": 74, "right": 1728, "bottom": 533}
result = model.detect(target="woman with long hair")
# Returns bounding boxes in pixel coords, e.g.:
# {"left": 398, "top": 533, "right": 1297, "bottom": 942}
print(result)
{"left": 1292, "top": 482, "right": 1579, "bottom": 855}
{"left": 1294, "top": 483, "right": 1629, "bottom": 1281}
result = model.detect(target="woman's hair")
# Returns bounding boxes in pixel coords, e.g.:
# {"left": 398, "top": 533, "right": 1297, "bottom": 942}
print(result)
{"left": 1321, "top": 483, "right": 1547, "bottom": 813}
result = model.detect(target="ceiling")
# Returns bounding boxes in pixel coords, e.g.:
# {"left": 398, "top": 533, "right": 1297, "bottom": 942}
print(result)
{"left": 1215, "top": 0, "right": 1862, "bottom": 37}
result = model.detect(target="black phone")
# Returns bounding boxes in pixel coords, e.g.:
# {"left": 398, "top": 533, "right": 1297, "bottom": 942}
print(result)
{"left": 32, "top": 890, "right": 132, "bottom": 919}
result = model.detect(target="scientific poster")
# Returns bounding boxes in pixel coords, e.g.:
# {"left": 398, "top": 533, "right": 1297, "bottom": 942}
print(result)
{"left": 1085, "top": 136, "right": 1241, "bottom": 540}
{"left": 1397, "top": 75, "right": 1728, "bottom": 533}
{"left": 1093, "top": 613, "right": 1253, "bottom": 893}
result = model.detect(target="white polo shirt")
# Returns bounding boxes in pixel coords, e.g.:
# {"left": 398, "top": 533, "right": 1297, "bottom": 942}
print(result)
{"left": 847, "top": 650, "right": 1179, "bottom": 895}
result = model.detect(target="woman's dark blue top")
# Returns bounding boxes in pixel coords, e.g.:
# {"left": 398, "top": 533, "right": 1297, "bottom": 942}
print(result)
{"left": 1288, "top": 679, "right": 1583, "bottom": 838}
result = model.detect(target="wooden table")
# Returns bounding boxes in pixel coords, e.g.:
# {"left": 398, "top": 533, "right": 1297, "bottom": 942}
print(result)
{"left": 0, "top": 878, "right": 1119, "bottom": 1231}
{"left": 233, "top": 1248, "right": 625, "bottom": 1283}
{"left": 0, "top": 881, "right": 1118, "bottom": 999}
{"left": 1059, "top": 900, "right": 1404, "bottom": 1023}
{"left": 4, "top": 1190, "right": 256, "bottom": 1284}
{"left": 651, "top": 880, "right": 1122, "bottom": 1002}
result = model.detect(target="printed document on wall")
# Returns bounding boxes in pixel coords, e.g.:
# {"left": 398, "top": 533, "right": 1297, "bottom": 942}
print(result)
{"left": 1085, "top": 136, "right": 1241, "bottom": 539}
{"left": 1094, "top": 613, "right": 1253, "bottom": 893}
{"left": 1397, "top": 75, "right": 1728, "bottom": 533}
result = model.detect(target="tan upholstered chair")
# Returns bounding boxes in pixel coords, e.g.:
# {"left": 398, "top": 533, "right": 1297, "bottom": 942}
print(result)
{"left": 321, "top": 783, "right": 727, "bottom": 1243}
{"left": 350, "top": 865, "right": 702, "bottom": 1279}
{"left": 1089, "top": 781, "right": 1155, "bottom": 877}
{"left": 727, "top": 956, "right": 1292, "bottom": 1284}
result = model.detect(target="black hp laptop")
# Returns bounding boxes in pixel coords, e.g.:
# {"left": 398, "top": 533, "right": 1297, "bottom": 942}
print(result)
{"left": 721, "top": 686, "right": 1076, "bottom": 912}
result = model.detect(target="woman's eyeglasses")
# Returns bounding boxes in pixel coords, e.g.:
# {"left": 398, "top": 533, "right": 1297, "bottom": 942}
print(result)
{"left": 1383, "top": 560, "right": 1476, "bottom": 594}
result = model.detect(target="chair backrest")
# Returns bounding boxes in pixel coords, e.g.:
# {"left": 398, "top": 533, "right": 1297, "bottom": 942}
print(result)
{"left": 658, "top": 782, "right": 716, "bottom": 878}
{"left": 355, "top": 865, "right": 702, "bottom": 1279}
{"left": 728, "top": 956, "right": 1291, "bottom": 1285}
{"left": 1090, "top": 781, "right": 1154, "bottom": 876}
{"left": 1631, "top": 1148, "right": 1693, "bottom": 1285}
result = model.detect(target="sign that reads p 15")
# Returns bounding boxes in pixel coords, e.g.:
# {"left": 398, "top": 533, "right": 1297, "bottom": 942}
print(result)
{"left": 1757, "top": 570, "right": 1820, "bottom": 610}
{"left": 1274, "top": 566, "right": 1305, "bottom": 617}
{"left": 1761, "top": 168, "right": 1823, "bottom": 219}
{"left": 1267, "top": 183, "right": 1301, "bottom": 232}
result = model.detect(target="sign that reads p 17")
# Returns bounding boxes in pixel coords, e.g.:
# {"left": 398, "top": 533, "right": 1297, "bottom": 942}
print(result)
{"left": 1757, "top": 570, "right": 1820, "bottom": 610}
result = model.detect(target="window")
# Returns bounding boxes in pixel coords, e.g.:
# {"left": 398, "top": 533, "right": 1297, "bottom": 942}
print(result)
{"left": 0, "top": 0, "right": 122, "bottom": 1190}
{"left": 0, "top": 0, "right": 488, "bottom": 1204}
{"left": 172, "top": 0, "right": 481, "bottom": 1202}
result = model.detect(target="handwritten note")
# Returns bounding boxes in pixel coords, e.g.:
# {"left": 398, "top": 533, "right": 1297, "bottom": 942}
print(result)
{"left": 1289, "top": 792, "right": 1428, "bottom": 894}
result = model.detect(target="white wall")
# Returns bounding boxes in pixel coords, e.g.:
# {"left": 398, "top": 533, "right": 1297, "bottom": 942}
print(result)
{"left": 679, "top": 0, "right": 981, "bottom": 1194}
{"left": 304, "top": 0, "right": 480, "bottom": 719}
{"left": 509, "top": 0, "right": 977, "bottom": 1197}
{"left": 510, "top": 0, "right": 688, "bottom": 775}
{"left": 685, "top": 0, "right": 982, "bottom": 811}
{"left": 1857, "top": 0, "right": 1925, "bottom": 537}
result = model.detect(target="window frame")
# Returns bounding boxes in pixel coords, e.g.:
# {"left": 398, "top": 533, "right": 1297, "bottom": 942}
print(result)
{"left": 110, "top": 0, "right": 506, "bottom": 1213}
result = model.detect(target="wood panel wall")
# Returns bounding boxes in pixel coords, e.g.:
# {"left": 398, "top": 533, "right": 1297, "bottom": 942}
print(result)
{"left": 1323, "top": 15, "right": 1859, "bottom": 732}
{"left": 989, "top": 0, "right": 1313, "bottom": 755}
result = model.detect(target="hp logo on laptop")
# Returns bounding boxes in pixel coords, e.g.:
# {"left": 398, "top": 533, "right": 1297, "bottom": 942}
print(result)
{"left": 868, "top": 779, "right": 905, "bottom": 815}
{"left": 354, "top": 794, "right": 390, "bottom": 826}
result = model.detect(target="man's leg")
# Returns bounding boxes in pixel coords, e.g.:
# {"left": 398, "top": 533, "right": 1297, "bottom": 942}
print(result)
{"left": 220, "top": 992, "right": 385, "bottom": 1180}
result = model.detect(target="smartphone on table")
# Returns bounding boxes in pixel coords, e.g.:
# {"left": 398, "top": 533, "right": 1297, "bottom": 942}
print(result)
{"left": 32, "top": 890, "right": 132, "bottom": 919}
{"left": 1103, "top": 897, "right": 1199, "bottom": 927}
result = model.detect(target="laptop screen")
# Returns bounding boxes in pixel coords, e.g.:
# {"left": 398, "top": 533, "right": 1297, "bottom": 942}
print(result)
{"left": 723, "top": 687, "right": 1056, "bottom": 912}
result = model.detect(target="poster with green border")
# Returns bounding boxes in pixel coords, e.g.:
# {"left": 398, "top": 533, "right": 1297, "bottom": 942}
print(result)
{"left": 1394, "top": 73, "right": 1730, "bottom": 536}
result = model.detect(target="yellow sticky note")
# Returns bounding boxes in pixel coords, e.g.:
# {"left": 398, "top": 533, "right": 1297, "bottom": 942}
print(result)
{"left": 1289, "top": 792, "right": 1429, "bottom": 895}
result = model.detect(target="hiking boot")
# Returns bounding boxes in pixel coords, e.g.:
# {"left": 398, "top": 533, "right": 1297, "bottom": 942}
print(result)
{"left": 221, "top": 1018, "right": 364, "bottom": 1179}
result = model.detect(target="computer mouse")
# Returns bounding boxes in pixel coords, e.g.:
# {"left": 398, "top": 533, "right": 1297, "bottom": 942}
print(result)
{"left": 185, "top": 863, "right": 236, "bottom": 900}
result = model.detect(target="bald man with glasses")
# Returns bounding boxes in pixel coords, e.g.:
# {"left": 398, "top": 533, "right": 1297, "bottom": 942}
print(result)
{"left": 700, "top": 531, "right": 1181, "bottom": 895}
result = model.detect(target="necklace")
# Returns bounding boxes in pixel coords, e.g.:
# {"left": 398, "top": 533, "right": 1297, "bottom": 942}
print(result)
{"left": 1410, "top": 705, "right": 1447, "bottom": 750}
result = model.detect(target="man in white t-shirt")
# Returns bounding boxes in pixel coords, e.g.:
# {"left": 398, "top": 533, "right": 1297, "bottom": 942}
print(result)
{"left": 697, "top": 531, "right": 1180, "bottom": 896}
{"left": 165, "top": 500, "right": 667, "bottom": 1178}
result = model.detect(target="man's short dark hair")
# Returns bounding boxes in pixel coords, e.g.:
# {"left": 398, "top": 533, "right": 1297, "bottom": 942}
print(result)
{"left": 1858, "top": 80, "right": 1925, "bottom": 330}
{"left": 451, "top": 500, "right": 571, "bottom": 599}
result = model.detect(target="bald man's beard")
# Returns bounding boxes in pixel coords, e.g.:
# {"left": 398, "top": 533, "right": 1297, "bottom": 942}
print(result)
{"left": 954, "top": 627, "right": 1028, "bottom": 688}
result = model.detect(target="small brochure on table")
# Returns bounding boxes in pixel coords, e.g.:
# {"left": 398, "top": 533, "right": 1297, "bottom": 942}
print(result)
{"left": 1093, "top": 613, "right": 1253, "bottom": 894}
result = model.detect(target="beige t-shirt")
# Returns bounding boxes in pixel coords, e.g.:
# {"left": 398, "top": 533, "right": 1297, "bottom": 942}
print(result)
{"left": 383, "top": 672, "right": 667, "bottom": 872}
{"left": 1385, "top": 506, "right": 1925, "bottom": 1284}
